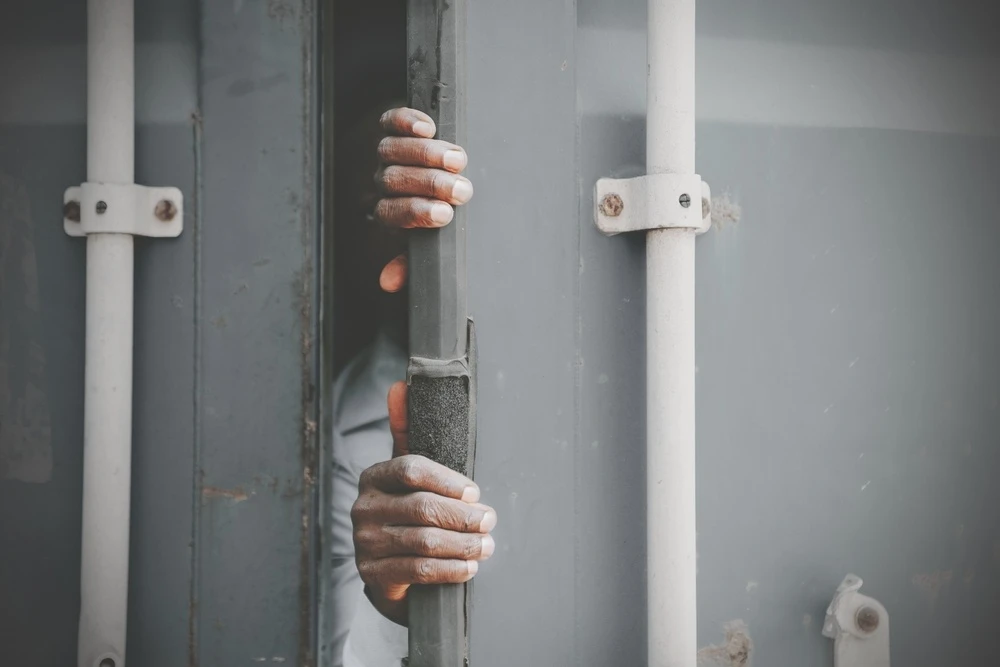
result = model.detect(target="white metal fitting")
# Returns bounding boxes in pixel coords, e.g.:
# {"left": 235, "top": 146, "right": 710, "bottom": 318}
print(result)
{"left": 823, "top": 574, "right": 890, "bottom": 667}
{"left": 89, "top": 650, "right": 122, "bottom": 667}
{"left": 63, "top": 182, "right": 184, "bottom": 238}
{"left": 594, "top": 173, "right": 711, "bottom": 236}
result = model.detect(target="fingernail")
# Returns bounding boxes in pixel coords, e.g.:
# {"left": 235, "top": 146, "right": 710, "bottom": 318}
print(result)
{"left": 480, "top": 535, "right": 496, "bottom": 559}
{"left": 443, "top": 150, "right": 467, "bottom": 171}
{"left": 467, "top": 560, "right": 480, "bottom": 576}
{"left": 430, "top": 203, "right": 454, "bottom": 224}
{"left": 452, "top": 178, "right": 474, "bottom": 204}
{"left": 479, "top": 510, "right": 497, "bottom": 533}
{"left": 461, "top": 485, "right": 481, "bottom": 503}
{"left": 412, "top": 120, "right": 435, "bottom": 137}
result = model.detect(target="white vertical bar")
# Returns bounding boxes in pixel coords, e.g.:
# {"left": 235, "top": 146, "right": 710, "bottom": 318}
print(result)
{"left": 646, "top": 0, "right": 698, "bottom": 665}
{"left": 79, "top": 1, "right": 135, "bottom": 666}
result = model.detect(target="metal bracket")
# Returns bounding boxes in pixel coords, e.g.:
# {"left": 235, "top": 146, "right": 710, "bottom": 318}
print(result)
{"left": 823, "top": 575, "right": 890, "bottom": 667}
{"left": 594, "top": 173, "right": 712, "bottom": 236}
{"left": 63, "top": 182, "right": 184, "bottom": 238}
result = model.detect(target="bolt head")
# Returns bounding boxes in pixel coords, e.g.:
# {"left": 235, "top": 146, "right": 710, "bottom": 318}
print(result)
{"left": 155, "top": 199, "right": 178, "bottom": 222}
{"left": 96, "top": 201, "right": 108, "bottom": 215}
{"left": 855, "top": 606, "right": 880, "bottom": 634}
{"left": 600, "top": 193, "right": 624, "bottom": 217}
{"left": 679, "top": 193, "right": 692, "bottom": 208}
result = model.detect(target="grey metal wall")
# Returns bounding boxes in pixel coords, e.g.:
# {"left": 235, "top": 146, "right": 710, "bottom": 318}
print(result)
{"left": 4, "top": 0, "right": 999, "bottom": 665}
{"left": 467, "top": 0, "right": 1000, "bottom": 666}
{"left": 0, "top": 1, "right": 323, "bottom": 665}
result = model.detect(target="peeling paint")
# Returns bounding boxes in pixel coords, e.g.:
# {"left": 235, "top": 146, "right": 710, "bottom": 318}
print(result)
{"left": 698, "top": 620, "right": 753, "bottom": 667}
{"left": 201, "top": 486, "right": 250, "bottom": 503}
{"left": 0, "top": 173, "right": 53, "bottom": 484}
{"left": 710, "top": 192, "right": 742, "bottom": 229}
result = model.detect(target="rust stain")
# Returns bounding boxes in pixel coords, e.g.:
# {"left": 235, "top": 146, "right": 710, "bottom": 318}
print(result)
{"left": 912, "top": 570, "right": 953, "bottom": 609}
{"left": 201, "top": 486, "right": 250, "bottom": 503}
{"left": 267, "top": 0, "right": 296, "bottom": 24}
{"left": 0, "top": 173, "right": 53, "bottom": 484}
{"left": 698, "top": 621, "right": 752, "bottom": 667}
{"left": 295, "top": 0, "right": 318, "bottom": 663}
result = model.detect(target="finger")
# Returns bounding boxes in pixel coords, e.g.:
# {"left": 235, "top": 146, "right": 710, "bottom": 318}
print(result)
{"left": 380, "top": 107, "right": 436, "bottom": 139}
{"left": 359, "top": 455, "right": 480, "bottom": 503}
{"left": 360, "top": 526, "right": 496, "bottom": 561}
{"left": 388, "top": 381, "right": 409, "bottom": 455}
{"left": 381, "top": 492, "right": 494, "bottom": 532}
{"left": 377, "top": 166, "right": 474, "bottom": 206}
{"left": 380, "top": 254, "right": 408, "bottom": 294}
{"left": 359, "top": 556, "right": 479, "bottom": 589}
{"left": 375, "top": 196, "right": 454, "bottom": 229}
{"left": 378, "top": 137, "right": 468, "bottom": 173}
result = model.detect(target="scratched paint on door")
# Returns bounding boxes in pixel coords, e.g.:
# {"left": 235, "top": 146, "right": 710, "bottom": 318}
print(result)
{"left": 0, "top": 173, "right": 53, "bottom": 483}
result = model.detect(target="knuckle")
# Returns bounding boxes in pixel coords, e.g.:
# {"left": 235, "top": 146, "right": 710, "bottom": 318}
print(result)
{"left": 397, "top": 457, "right": 422, "bottom": 487}
{"left": 349, "top": 500, "right": 364, "bottom": 523}
{"left": 352, "top": 526, "right": 375, "bottom": 549}
{"left": 350, "top": 493, "right": 378, "bottom": 523}
{"left": 380, "top": 166, "right": 402, "bottom": 192}
{"left": 356, "top": 559, "right": 374, "bottom": 583}
{"left": 413, "top": 495, "right": 440, "bottom": 525}
{"left": 374, "top": 199, "right": 394, "bottom": 222}
{"left": 377, "top": 137, "right": 394, "bottom": 160}
{"left": 431, "top": 171, "right": 450, "bottom": 197}
{"left": 418, "top": 531, "right": 442, "bottom": 554}
{"left": 419, "top": 142, "right": 436, "bottom": 166}
{"left": 462, "top": 537, "right": 481, "bottom": 559}
{"left": 415, "top": 559, "right": 437, "bottom": 584}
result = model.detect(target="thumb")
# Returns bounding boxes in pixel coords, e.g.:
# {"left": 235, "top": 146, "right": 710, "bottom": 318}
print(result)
{"left": 387, "top": 381, "right": 409, "bottom": 458}
{"left": 379, "top": 254, "right": 408, "bottom": 294}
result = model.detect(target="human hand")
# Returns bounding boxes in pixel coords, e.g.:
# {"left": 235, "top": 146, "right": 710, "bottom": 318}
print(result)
{"left": 373, "top": 107, "right": 473, "bottom": 293}
{"left": 351, "top": 382, "right": 495, "bottom": 626}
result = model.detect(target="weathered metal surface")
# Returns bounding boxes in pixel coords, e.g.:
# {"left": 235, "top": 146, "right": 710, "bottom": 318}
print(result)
{"left": 465, "top": 0, "right": 1000, "bottom": 666}
{"left": 465, "top": 0, "right": 579, "bottom": 664}
{"left": 192, "top": 0, "right": 320, "bottom": 665}
{"left": 3, "top": 1, "right": 1000, "bottom": 666}
{"left": 0, "top": 0, "right": 322, "bottom": 664}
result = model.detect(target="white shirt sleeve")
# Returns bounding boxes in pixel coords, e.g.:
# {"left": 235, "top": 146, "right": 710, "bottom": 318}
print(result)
{"left": 330, "top": 337, "right": 409, "bottom": 667}
{"left": 331, "top": 419, "right": 408, "bottom": 667}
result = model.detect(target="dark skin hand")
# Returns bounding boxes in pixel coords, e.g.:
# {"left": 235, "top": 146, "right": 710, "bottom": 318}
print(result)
{"left": 373, "top": 106, "right": 474, "bottom": 293}
{"left": 352, "top": 107, "right": 495, "bottom": 627}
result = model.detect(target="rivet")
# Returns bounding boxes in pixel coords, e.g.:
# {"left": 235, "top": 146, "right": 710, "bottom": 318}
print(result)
{"left": 855, "top": 606, "right": 879, "bottom": 634}
{"left": 154, "top": 199, "right": 178, "bottom": 222}
{"left": 600, "top": 193, "right": 624, "bottom": 217}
